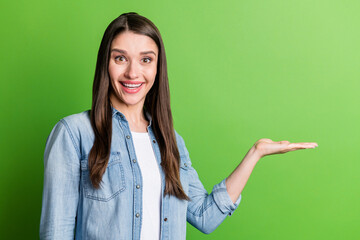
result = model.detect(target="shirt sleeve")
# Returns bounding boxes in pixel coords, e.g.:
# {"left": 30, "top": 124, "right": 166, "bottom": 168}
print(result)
{"left": 212, "top": 178, "right": 242, "bottom": 216}
{"left": 40, "top": 119, "right": 81, "bottom": 240}
{"left": 176, "top": 132, "right": 242, "bottom": 234}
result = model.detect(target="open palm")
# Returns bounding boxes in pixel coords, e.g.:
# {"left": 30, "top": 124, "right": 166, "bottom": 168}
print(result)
{"left": 253, "top": 138, "right": 318, "bottom": 158}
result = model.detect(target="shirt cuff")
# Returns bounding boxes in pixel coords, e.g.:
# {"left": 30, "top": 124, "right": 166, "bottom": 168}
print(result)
{"left": 212, "top": 178, "right": 242, "bottom": 216}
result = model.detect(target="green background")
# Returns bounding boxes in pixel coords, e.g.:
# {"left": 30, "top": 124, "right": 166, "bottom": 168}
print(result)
{"left": 1, "top": 0, "right": 359, "bottom": 239}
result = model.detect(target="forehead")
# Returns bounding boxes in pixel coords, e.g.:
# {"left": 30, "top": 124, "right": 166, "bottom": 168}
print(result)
{"left": 110, "top": 31, "right": 158, "bottom": 54}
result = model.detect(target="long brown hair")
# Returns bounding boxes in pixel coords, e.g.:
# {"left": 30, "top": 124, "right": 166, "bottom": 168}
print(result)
{"left": 89, "top": 12, "right": 189, "bottom": 200}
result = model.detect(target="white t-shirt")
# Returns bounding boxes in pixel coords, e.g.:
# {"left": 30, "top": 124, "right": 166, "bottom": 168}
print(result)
{"left": 131, "top": 131, "right": 162, "bottom": 240}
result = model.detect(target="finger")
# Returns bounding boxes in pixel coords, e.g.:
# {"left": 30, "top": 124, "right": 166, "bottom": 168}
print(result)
{"left": 299, "top": 142, "right": 318, "bottom": 148}
{"left": 293, "top": 142, "right": 318, "bottom": 147}
{"left": 289, "top": 143, "right": 317, "bottom": 150}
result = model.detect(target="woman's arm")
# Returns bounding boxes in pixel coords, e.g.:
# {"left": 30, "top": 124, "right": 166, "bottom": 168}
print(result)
{"left": 175, "top": 132, "right": 241, "bottom": 234}
{"left": 40, "top": 120, "right": 81, "bottom": 240}
{"left": 178, "top": 131, "right": 318, "bottom": 234}
{"left": 225, "top": 138, "right": 318, "bottom": 203}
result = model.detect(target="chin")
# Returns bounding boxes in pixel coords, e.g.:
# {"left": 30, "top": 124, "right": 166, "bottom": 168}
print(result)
{"left": 120, "top": 95, "right": 145, "bottom": 107}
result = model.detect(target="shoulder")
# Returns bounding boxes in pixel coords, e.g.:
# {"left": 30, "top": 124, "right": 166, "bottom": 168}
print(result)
{"left": 60, "top": 109, "right": 92, "bottom": 139}
{"left": 51, "top": 110, "right": 90, "bottom": 137}
{"left": 60, "top": 110, "right": 91, "bottom": 132}
{"left": 174, "top": 129, "right": 185, "bottom": 146}
{"left": 45, "top": 110, "right": 91, "bottom": 158}
{"left": 174, "top": 129, "right": 189, "bottom": 157}
{"left": 61, "top": 110, "right": 91, "bottom": 126}
{"left": 48, "top": 110, "right": 92, "bottom": 148}
{"left": 48, "top": 110, "right": 91, "bottom": 133}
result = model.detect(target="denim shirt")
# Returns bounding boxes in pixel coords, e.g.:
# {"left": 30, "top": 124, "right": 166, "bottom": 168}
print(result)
{"left": 40, "top": 107, "right": 242, "bottom": 240}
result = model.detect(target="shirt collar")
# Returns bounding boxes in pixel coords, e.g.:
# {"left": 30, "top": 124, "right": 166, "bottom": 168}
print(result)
{"left": 111, "top": 105, "right": 152, "bottom": 126}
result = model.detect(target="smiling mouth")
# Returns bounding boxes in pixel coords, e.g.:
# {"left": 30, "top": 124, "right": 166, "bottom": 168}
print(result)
{"left": 120, "top": 82, "right": 144, "bottom": 89}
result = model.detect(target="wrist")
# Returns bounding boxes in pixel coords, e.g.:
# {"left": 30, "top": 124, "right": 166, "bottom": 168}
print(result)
{"left": 247, "top": 146, "right": 262, "bottom": 162}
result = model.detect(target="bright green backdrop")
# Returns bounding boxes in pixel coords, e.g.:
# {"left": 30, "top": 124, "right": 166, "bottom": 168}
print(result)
{"left": 1, "top": 0, "right": 359, "bottom": 239}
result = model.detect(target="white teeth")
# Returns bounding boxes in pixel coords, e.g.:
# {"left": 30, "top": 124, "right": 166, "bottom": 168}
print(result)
{"left": 122, "top": 83, "right": 142, "bottom": 88}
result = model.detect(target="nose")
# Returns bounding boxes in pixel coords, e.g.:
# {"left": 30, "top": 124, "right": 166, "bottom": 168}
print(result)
{"left": 124, "top": 61, "right": 139, "bottom": 79}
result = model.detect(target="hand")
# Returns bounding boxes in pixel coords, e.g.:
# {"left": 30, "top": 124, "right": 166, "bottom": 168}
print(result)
{"left": 252, "top": 138, "right": 318, "bottom": 158}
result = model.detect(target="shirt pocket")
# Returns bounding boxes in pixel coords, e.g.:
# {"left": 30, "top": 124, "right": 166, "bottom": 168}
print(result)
{"left": 80, "top": 152, "right": 126, "bottom": 202}
{"left": 179, "top": 155, "right": 191, "bottom": 194}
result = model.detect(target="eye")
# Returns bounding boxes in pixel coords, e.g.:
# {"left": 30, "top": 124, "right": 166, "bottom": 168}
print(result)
{"left": 142, "top": 57, "right": 152, "bottom": 63}
{"left": 114, "top": 55, "right": 126, "bottom": 62}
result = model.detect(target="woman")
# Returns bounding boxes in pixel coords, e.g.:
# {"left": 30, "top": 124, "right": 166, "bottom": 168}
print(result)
{"left": 40, "top": 12, "right": 318, "bottom": 239}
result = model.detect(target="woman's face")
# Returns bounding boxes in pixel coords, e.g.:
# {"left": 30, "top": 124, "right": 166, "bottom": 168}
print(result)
{"left": 108, "top": 31, "right": 158, "bottom": 110}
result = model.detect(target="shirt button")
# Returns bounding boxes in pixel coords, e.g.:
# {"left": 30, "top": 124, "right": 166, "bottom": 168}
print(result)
{"left": 153, "top": 139, "right": 156, "bottom": 143}
{"left": 132, "top": 159, "right": 137, "bottom": 163}
{"left": 164, "top": 218, "right": 168, "bottom": 222}
{"left": 126, "top": 135, "right": 130, "bottom": 139}
{"left": 184, "top": 163, "right": 188, "bottom": 167}
{"left": 136, "top": 184, "right": 140, "bottom": 189}
{"left": 136, "top": 213, "right": 140, "bottom": 218}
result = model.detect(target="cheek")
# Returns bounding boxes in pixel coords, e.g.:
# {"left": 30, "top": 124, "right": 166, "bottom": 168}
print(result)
{"left": 108, "top": 65, "right": 116, "bottom": 80}
{"left": 108, "top": 62, "right": 125, "bottom": 79}
{"left": 144, "top": 67, "right": 157, "bottom": 82}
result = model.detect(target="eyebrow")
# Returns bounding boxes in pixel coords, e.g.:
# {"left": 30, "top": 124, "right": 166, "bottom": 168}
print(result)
{"left": 111, "top": 48, "right": 157, "bottom": 56}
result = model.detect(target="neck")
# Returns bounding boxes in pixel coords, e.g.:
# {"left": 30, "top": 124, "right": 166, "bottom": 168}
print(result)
{"left": 110, "top": 93, "right": 149, "bottom": 132}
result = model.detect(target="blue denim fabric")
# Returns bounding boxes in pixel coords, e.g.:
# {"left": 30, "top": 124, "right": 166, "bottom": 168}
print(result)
{"left": 40, "top": 106, "right": 242, "bottom": 239}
